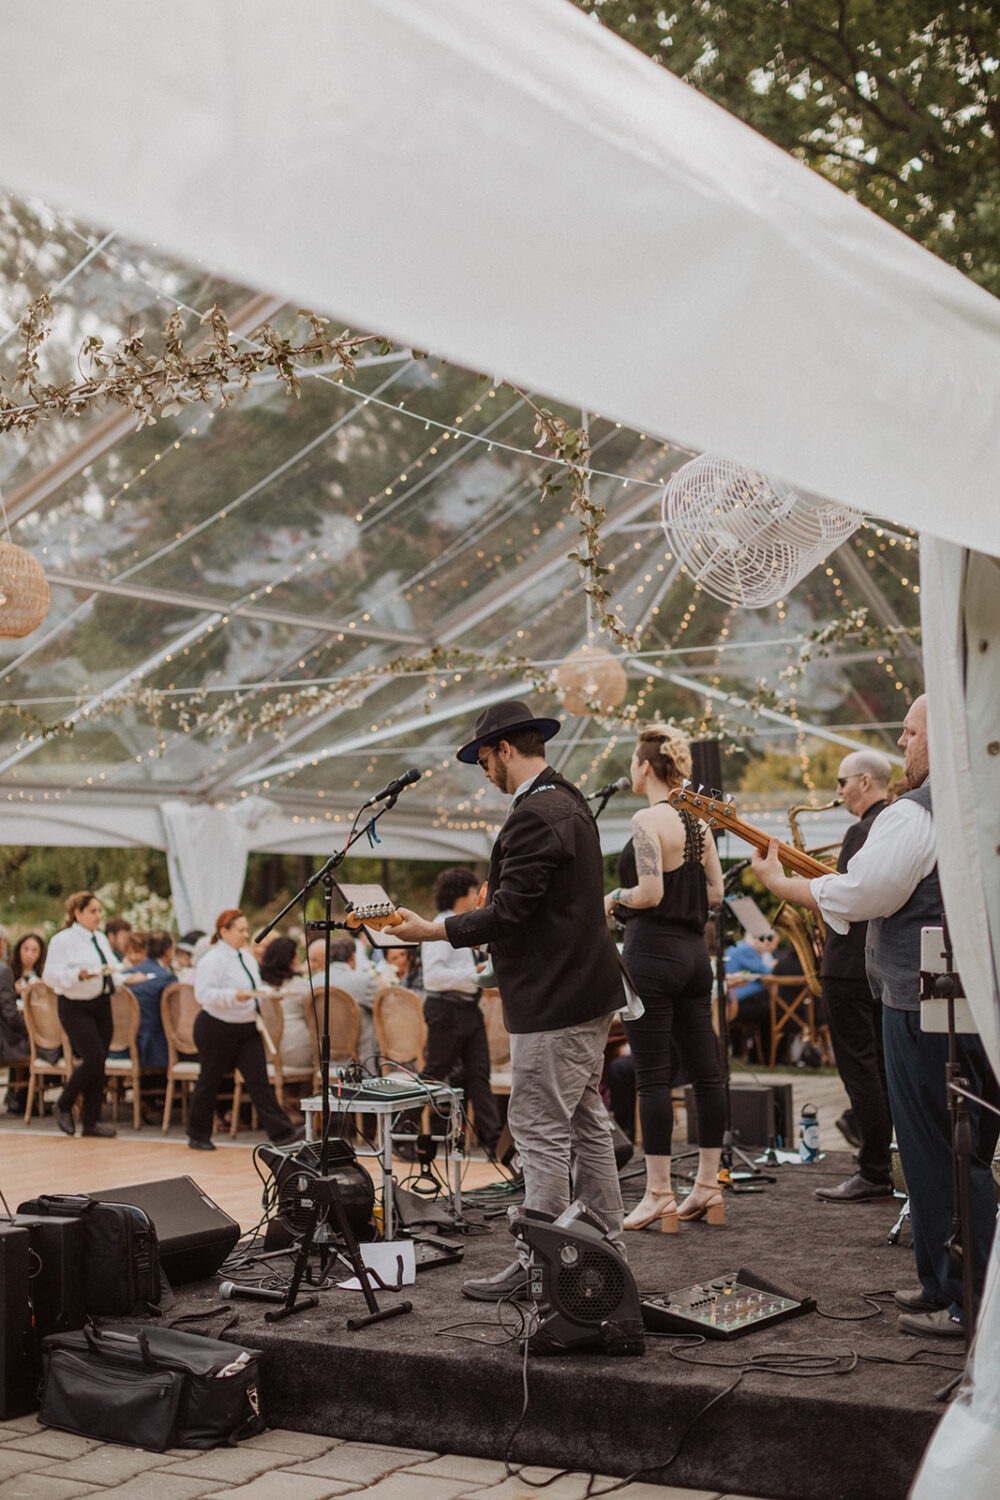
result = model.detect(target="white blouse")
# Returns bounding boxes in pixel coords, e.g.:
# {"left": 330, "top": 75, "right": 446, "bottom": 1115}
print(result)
{"left": 42, "top": 924, "right": 123, "bottom": 1000}
{"left": 193, "top": 941, "right": 262, "bottom": 1023}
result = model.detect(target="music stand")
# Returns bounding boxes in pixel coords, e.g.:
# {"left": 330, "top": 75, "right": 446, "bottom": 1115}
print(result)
{"left": 255, "top": 793, "right": 413, "bottom": 1328}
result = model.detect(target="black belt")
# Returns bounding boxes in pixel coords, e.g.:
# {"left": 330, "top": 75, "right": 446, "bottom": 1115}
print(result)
{"left": 426, "top": 989, "right": 478, "bottom": 1004}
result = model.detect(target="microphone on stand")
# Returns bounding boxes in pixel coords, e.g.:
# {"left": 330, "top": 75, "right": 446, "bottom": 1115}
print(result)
{"left": 586, "top": 777, "right": 631, "bottom": 802}
{"left": 360, "top": 768, "right": 422, "bottom": 809}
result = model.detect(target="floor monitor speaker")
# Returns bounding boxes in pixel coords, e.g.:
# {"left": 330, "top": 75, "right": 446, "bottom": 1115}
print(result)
{"left": 9, "top": 1215, "right": 87, "bottom": 1338}
{"left": 0, "top": 1225, "right": 35, "bottom": 1417}
{"left": 89, "top": 1177, "right": 240, "bottom": 1284}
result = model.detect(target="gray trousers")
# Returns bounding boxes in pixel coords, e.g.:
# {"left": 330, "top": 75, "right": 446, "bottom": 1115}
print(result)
{"left": 508, "top": 1013, "right": 624, "bottom": 1256}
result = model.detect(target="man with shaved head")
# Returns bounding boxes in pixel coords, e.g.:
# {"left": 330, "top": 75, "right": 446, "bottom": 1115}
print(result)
{"left": 755, "top": 696, "right": 1000, "bottom": 1339}
{"left": 812, "top": 746, "right": 894, "bottom": 1203}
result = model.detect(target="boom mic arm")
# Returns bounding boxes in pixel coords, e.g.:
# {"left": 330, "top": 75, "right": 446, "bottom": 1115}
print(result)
{"left": 360, "top": 768, "right": 422, "bottom": 809}
{"left": 586, "top": 777, "right": 631, "bottom": 801}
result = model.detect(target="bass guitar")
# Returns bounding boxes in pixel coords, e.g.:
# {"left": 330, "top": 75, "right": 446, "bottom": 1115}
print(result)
{"left": 667, "top": 785, "right": 836, "bottom": 880}
{"left": 344, "top": 901, "right": 403, "bottom": 933}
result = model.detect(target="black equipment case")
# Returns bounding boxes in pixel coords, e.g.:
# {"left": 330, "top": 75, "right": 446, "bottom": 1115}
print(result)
{"left": 40, "top": 1322, "right": 266, "bottom": 1450}
{"left": 17, "top": 1194, "right": 166, "bottom": 1316}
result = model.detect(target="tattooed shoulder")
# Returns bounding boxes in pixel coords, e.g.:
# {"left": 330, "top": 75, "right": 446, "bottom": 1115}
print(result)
{"left": 633, "top": 823, "right": 661, "bottom": 877}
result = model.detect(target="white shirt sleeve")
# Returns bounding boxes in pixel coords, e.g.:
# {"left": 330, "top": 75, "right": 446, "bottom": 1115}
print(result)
{"left": 809, "top": 799, "right": 936, "bottom": 935}
{"left": 422, "top": 913, "right": 478, "bottom": 993}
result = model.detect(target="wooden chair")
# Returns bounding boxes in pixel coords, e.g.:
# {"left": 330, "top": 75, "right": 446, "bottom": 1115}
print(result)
{"left": 230, "top": 995, "right": 286, "bottom": 1137}
{"left": 104, "top": 987, "right": 143, "bottom": 1130}
{"left": 160, "top": 982, "right": 201, "bottom": 1132}
{"left": 22, "top": 982, "right": 73, "bottom": 1124}
{"left": 763, "top": 974, "right": 815, "bottom": 1069}
{"left": 373, "top": 985, "right": 425, "bottom": 1073}
{"left": 773, "top": 902, "right": 833, "bottom": 1063}
{"left": 324, "top": 985, "right": 362, "bottom": 1068}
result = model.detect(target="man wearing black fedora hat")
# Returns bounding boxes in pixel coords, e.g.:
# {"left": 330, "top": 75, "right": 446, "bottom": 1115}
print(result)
{"left": 393, "top": 698, "right": 626, "bottom": 1300}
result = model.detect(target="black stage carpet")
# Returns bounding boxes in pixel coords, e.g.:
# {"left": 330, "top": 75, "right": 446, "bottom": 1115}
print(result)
{"left": 170, "top": 1151, "right": 957, "bottom": 1500}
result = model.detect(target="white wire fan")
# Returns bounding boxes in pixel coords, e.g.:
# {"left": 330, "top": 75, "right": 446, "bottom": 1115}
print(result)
{"left": 661, "top": 455, "right": 863, "bottom": 608}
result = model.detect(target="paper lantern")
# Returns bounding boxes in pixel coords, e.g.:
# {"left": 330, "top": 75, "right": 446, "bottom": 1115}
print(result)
{"left": 0, "top": 542, "right": 51, "bottom": 637}
{"left": 555, "top": 645, "right": 628, "bottom": 716}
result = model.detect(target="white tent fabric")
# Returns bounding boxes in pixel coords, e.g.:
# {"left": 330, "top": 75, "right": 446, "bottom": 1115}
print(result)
{"left": 1, "top": 0, "right": 999, "bottom": 556}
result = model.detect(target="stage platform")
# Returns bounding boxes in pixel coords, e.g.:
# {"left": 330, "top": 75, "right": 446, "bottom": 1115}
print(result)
{"left": 161, "top": 1148, "right": 950, "bottom": 1500}
{"left": 0, "top": 1077, "right": 953, "bottom": 1500}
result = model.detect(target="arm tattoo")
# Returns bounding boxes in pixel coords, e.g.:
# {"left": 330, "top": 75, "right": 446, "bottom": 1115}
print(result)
{"left": 633, "top": 825, "right": 661, "bottom": 878}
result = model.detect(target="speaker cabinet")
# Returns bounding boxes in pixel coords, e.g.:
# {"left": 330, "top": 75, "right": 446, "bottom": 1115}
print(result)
{"left": 89, "top": 1177, "right": 240, "bottom": 1284}
{"left": 685, "top": 1083, "right": 795, "bottom": 1150}
{"left": 0, "top": 1225, "right": 35, "bottom": 1417}
{"left": 9, "top": 1215, "right": 87, "bottom": 1338}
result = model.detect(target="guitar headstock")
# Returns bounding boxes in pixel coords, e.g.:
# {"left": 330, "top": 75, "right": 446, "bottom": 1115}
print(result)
{"left": 345, "top": 902, "right": 402, "bottom": 933}
{"left": 667, "top": 781, "right": 738, "bottom": 831}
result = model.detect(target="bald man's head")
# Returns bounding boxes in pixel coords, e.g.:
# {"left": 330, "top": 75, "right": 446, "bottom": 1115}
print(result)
{"left": 836, "top": 748, "right": 893, "bottom": 816}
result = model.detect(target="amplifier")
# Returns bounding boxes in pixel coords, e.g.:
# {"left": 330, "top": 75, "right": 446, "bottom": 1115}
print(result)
{"left": 685, "top": 1083, "right": 795, "bottom": 1149}
{"left": 8, "top": 1214, "right": 87, "bottom": 1338}
{"left": 90, "top": 1177, "right": 240, "bottom": 1284}
{"left": 0, "top": 1225, "right": 35, "bottom": 1417}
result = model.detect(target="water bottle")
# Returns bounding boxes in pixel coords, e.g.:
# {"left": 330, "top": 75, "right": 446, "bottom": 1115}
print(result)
{"left": 799, "top": 1102, "right": 820, "bottom": 1162}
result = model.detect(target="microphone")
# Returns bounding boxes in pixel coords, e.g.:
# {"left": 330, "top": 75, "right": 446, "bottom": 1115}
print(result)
{"left": 586, "top": 777, "right": 631, "bottom": 801}
{"left": 219, "top": 1281, "right": 288, "bottom": 1304}
{"left": 360, "top": 767, "right": 422, "bottom": 808}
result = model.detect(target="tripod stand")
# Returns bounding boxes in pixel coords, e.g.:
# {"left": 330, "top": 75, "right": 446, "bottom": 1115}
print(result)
{"left": 254, "top": 792, "right": 414, "bottom": 1328}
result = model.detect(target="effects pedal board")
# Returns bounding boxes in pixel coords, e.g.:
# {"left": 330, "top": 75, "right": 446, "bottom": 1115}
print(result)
{"left": 641, "top": 1267, "right": 814, "bottom": 1340}
{"left": 409, "top": 1233, "right": 465, "bottom": 1271}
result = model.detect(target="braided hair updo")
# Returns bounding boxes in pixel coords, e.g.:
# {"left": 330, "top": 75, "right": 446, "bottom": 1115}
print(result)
{"left": 634, "top": 723, "right": 692, "bottom": 788}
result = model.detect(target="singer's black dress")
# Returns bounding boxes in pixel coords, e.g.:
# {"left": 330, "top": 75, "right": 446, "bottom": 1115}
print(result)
{"left": 616, "top": 811, "right": 724, "bottom": 1155}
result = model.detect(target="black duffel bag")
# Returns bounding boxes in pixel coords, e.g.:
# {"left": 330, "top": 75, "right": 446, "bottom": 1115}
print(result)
{"left": 18, "top": 1194, "right": 168, "bottom": 1316}
{"left": 40, "top": 1322, "right": 266, "bottom": 1450}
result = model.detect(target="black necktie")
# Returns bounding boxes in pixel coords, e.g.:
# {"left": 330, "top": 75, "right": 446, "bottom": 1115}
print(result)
{"left": 237, "top": 952, "right": 258, "bottom": 994}
{"left": 91, "top": 934, "right": 113, "bottom": 996}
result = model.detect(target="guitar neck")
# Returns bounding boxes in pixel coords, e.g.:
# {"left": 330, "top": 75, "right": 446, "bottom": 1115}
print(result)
{"left": 670, "top": 788, "right": 833, "bottom": 880}
{"left": 724, "top": 819, "right": 831, "bottom": 880}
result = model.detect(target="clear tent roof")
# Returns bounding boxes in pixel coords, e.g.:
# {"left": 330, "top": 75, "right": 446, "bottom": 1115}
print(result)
{"left": 0, "top": 198, "right": 923, "bottom": 846}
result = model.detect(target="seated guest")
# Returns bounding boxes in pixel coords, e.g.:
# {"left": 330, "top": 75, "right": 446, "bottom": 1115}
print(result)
{"left": 0, "top": 931, "right": 30, "bottom": 1113}
{"left": 174, "top": 930, "right": 205, "bottom": 972}
{"left": 260, "top": 935, "right": 314, "bottom": 1069}
{"left": 309, "top": 936, "right": 378, "bottom": 1066}
{"left": 420, "top": 866, "right": 502, "bottom": 1157}
{"left": 105, "top": 917, "right": 133, "bottom": 960}
{"left": 126, "top": 931, "right": 176, "bottom": 1070}
{"left": 377, "top": 944, "right": 423, "bottom": 995}
{"left": 724, "top": 929, "right": 778, "bottom": 1026}
{"left": 11, "top": 932, "right": 47, "bottom": 996}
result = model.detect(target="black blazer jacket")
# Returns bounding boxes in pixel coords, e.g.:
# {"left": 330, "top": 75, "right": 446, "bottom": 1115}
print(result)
{"left": 445, "top": 766, "right": 623, "bottom": 1034}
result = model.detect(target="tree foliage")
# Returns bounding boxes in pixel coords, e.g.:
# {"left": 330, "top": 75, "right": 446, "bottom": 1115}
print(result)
{"left": 576, "top": 2, "right": 1000, "bottom": 294}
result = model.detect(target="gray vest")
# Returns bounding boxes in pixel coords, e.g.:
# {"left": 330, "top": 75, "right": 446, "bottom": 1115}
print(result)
{"left": 865, "top": 783, "right": 941, "bottom": 1012}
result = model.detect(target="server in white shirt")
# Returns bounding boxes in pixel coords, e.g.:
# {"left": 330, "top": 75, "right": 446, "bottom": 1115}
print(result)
{"left": 187, "top": 908, "right": 303, "bottom": 1151}
{"left": 42, "top": 890, "right": 124, "bottom": 1138}
{"left": 420, "top": 867, "right": 502, "bottom": 1156}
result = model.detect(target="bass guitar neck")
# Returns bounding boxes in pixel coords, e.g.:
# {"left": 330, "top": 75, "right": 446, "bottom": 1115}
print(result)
{"left": 668, "top": 786, "right": 834, "bottom": 880}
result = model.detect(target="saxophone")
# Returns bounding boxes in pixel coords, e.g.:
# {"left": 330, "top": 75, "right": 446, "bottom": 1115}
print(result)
{"left": 774, "top": 797, "right": 843, "bottom": 984}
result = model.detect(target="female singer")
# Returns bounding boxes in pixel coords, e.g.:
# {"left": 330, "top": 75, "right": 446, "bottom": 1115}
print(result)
{"left": 187, "top": 909, "right": 303, "bottom": 1151}
{"left": 41, "top": 892, "right": 124, "bottom": 1138}
{"left": 605, "top": 725, "right": 726, "bottom": 1229}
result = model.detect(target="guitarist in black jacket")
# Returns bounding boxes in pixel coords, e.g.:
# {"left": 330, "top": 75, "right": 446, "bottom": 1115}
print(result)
{"left": 393, "top": 699, "right": 626, "bottom": 1300}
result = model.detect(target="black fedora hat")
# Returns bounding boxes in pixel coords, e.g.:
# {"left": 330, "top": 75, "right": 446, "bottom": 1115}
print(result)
{"left": 456, "top": 698, "right": 562, "bottom": 765}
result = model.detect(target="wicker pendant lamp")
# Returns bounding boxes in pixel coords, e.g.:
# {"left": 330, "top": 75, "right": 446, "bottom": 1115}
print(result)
{"left": 555, "top": 643, "right": 628, "bottom": 717}
{"left": 0, "top": 541, "right": 51, "bottom": 637}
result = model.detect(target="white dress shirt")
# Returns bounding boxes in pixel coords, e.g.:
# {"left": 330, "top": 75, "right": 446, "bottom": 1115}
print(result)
{"left": 193, "top": 941, "right": 262, "bottom": 1022}
{"left": 42, "top": 924, "right": 122, "bottom": 999}
{"left": 810, "top": 796, "right": 936, "bottom": 935}
{"left": 423, "top": 911, "right": 479, "bottom": 996}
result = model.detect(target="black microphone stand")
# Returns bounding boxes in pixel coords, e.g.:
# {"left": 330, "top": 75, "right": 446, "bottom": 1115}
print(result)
{"left": 254, "top": 791, "right": 413, "bottom": 1328}
{"left": 714, "top": 864, "right": 775, "bottom": 1193}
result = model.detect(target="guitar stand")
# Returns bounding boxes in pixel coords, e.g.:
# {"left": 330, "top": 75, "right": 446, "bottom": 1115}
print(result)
{"left": 265, "top": 1171, "right": 412, "bottom": 1330}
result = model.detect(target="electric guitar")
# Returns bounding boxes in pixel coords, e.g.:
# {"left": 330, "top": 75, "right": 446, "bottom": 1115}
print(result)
{"left": 344, "top": 902, "right": 403, "bottom": 933}
{"left": 667, "top": 785, "right": 836, "bottom": 880}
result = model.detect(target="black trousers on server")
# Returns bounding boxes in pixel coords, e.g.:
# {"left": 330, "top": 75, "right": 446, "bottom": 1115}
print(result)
{"left": 57, "top": 994, "right": 113, "bottom": 1129}
{"left": 422, "top": 992, "right": 502, "bottom": 1151}
{"left": 188, "top": 1011, "right": 292, "bottom": 1144}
